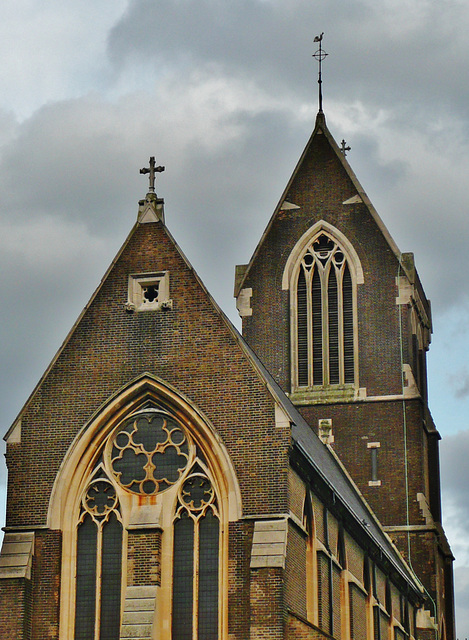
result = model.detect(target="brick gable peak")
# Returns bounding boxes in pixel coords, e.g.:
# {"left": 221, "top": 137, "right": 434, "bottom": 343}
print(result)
{"left": 234, "top": 111, "right": 408, "bottom": 297}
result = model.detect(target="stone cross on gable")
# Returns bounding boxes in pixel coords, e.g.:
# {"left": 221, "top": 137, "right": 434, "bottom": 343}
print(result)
{"left": 140, "top": 157, "right": 165, "bottom": 193}
{"left": 340, "top": 140, "right": 351, "bottom": 157}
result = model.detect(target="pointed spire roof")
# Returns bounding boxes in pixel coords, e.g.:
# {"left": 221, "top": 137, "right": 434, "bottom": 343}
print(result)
{"left": 234, "top": 111, "right": 407, "bottom": 297}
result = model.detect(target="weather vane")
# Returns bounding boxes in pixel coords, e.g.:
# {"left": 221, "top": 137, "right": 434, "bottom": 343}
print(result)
{"left": 140, "top": 157, "right": 165, "bottom": 193}
{"left": 313, "top": 32, "right": 328, "bottom": 113}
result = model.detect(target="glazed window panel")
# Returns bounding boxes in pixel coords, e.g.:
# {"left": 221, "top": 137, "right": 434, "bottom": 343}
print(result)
{"left": 173, "top": 471, "right": 220, "bottom": 640}
{"left": 75, "top": 515, "right": 98, "bottom": 640}
{"left": 100, "top": 512, "right": 123, "bottom": 640}
{"left": 198, "top": 510, "right": 220, "bottom": 640}
{"left": 74, "top": 479, "right": 123, "bottom": 640}
{"left": 71, "top": 408, "right": 223, "bottom": 640}
{"left": 295, "top": 233, "right": 356, "bottom": 387}
{"left": 172, "top": 513, "right": 195, "bottom": 640}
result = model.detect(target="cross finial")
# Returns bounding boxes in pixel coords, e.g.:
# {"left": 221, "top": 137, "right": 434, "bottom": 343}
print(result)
{"left": 140, "top": 157, "right": 165, "bottom": 194}
{"left": 313, "top": 32, "right": 328, "bottom": 113}
{"left": 340, "top": 140, "right": 351, "bottom": 157}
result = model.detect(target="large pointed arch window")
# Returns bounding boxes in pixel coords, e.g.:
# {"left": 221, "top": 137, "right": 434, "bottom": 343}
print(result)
{"left": 295, "top": 232, "right": 355, "bottom": 388}
{"left": 69, "top": 406, "right": 225, "bottom": 640}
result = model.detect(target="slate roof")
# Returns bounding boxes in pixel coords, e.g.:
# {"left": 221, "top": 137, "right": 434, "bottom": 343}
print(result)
{"left": 233, "top": 332, "right": 424, "bottom": 599}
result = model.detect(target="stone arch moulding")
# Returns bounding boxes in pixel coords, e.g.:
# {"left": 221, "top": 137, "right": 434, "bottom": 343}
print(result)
{"left": 48, "top": 372, "right": 242, "bottom": 531}
{"left": 282, "top": 220, "right": 364, "bottom": 290}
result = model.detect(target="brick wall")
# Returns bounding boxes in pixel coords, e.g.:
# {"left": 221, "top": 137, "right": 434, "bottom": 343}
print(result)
{"left": 0, "top": 578, "right": 32, "bottom": 639}
{"left": 127, "top": 530, "right": 161, "bottom": 586}
{"left": 287, "top": 611, "right": 332, "bottom": 640}
{"left": 30, "top": 530, "right": 61, "bottom": 640}
{"left": 241, "top": 129, "right": 412, "bottom": 398}
{"left": 3, "top": 219, "right": 293, "bottom": 636}
{"left": 6, "top": 221, "right": 290, "bottom": 528}
{"left": 228, "top": 520, "right": 252, "bottom": 639}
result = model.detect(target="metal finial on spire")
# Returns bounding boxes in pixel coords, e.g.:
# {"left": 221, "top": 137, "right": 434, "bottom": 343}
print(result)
{"left": 313, "top": 32, "right": 328, "bottom": 113}
{"left": 340, "top": 140, "right": 351, "bottom": 157}
{"left": 140, "top": 156, "right": 165, "bottom": 194}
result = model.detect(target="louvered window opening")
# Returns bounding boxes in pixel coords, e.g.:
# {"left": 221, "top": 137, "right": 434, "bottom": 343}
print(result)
{"left": 297, "top": 234, "right": 354, "bottom": 387}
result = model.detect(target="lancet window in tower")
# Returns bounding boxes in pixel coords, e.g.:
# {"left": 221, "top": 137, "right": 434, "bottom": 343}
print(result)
{"left": 295, "top": 233, "right": 355, "bottom": 388}
{"left": 70, "top": 407, "right": 224, "bottom": 640}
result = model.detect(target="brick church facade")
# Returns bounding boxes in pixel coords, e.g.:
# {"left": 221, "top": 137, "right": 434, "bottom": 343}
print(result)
{"left": 0, "top": 111, "right": 455, "bottom": 640}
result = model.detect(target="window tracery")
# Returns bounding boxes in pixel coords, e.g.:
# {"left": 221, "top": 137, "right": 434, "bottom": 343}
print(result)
{"left": 72, "top": 407, "right": 222, "bottom": 640}
{"left": 295, "top": 232, "right": 355, "bottom": 389}
{"left": 75, "top": 473, "right": 123, "bottom": 640}
{"left": 109, "top": 411, "right": 191, "bottom": 495}
{"left": 173, "top": 469, "right": 220, "bottom": 640}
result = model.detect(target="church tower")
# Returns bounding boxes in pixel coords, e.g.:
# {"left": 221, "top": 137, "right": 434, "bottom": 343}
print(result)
{"left": 235, "top": 111, "right": 455, "bottom": 639}
{"left": 0, "top": 98, "right": 454, "bottom": 639}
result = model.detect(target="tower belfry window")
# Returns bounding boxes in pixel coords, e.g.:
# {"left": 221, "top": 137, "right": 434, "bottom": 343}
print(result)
{"left": 295, "top": 233, "right": 355, "bottom": 388}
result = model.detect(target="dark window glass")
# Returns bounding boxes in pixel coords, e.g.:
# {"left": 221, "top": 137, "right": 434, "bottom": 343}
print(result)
{"left": 343, "top": 264, "right": 354, "bottom": 383}
{"left": 297, "top": 267, "right": 309, "bottom": 386}
{"left": 172, "top": 513, "right": 194, "bottom": 640}
{"left": 332, "top": 562, "right": 341, "bottom": 637}
{"left": 111, "top": 411, "right": 189, "bottom": 495}
{"left": 100, "top": 512, "right": 123, "bottom": 640}
{"left": 295, "top": 236, "right": 356, "bottom": 388}
{"left": 312, "top": 268, "right": 323, "bottom": 385}
{"left": 373, "top": 605, "right": 381, "bottom": 640}
{"left": 371, "top": 448, "right": 379, "bottom": 482}
{"left": 75, "top": 515, "right": 98, "bottom": 640}
{"left": 198, "top": 510, "right": 219, "bottom": 640}
{"left": 328, "top": 267, "right": 339, "bottom": 384}
{"left": 349, "top": 583, "right": 367, "bottom": 640}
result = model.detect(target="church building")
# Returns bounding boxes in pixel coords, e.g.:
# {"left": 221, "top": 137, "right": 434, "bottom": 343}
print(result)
{"left": 0, "top": 104, "right": 455, "bottom": 639}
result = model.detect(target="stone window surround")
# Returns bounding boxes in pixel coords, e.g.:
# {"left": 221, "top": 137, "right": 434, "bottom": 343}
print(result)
{"left": 283, "top": 221, "right": 363, "bottom": 398}
{"left": 48, "top": 376, "right": 241, "bottom": 640}
{"left": 126, "top": 271, "right": 172, "bottom": 312}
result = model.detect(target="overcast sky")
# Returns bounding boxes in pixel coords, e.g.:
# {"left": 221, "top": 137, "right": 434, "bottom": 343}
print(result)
{"left": 1, "top": 0, "right": 468, "bottom": 634}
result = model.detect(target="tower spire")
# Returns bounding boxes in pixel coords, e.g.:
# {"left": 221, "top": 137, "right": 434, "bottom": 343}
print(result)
{"left": 313, "top": 32, "right": 328, "bottom": 114}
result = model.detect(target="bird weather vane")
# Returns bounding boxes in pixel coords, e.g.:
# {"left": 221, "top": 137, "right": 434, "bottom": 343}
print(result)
{"left": 313, "top": 32, "right": 328, "bottom": 113}
{"left": 140, "top": 156, "right": 165, "bottom": 193}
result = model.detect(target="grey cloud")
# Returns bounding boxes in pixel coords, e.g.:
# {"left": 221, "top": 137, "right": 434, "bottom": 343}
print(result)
{"left": 107, "top": 0, "right": 469, "bottom": 119}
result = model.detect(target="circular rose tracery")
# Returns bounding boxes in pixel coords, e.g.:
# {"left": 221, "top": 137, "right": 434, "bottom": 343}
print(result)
{"left": 110, "top": 411, "right": 190, "bottom": 495}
